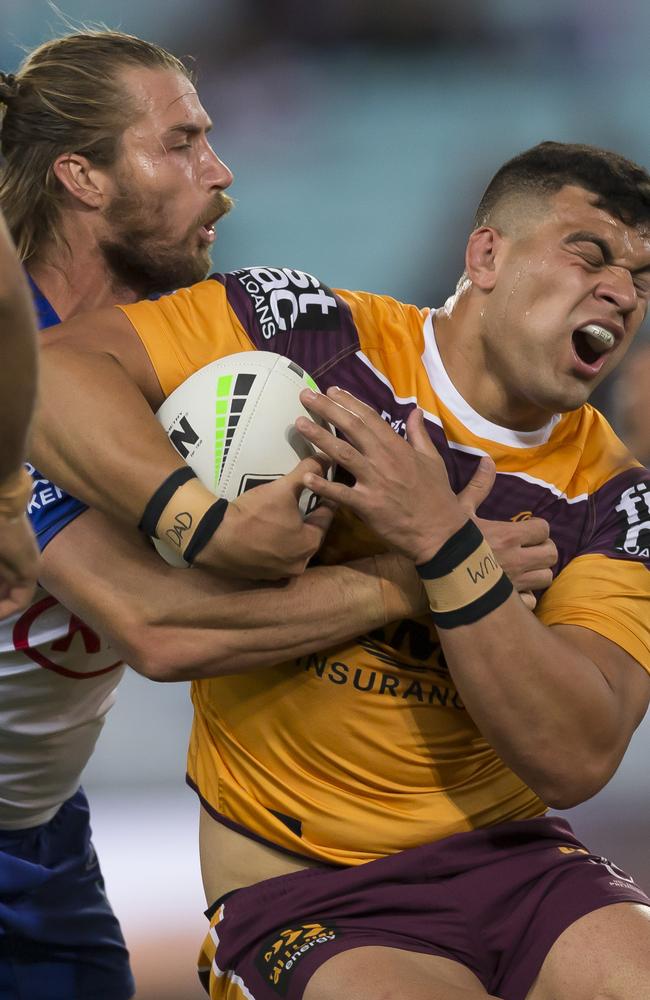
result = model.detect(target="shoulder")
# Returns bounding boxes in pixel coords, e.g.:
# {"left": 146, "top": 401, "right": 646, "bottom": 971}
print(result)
{"left": 558, "top": 403, "right": 641, "bottom": 492}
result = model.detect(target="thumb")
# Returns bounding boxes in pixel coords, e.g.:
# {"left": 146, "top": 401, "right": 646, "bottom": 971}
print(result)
{"left": 457, "top": 455, "right": 496, "bottom": 517}
{"left": 284, "top": 455, "right": 331, "bottom": 497}
{"left": 520, "top": 590, "right": 537, "bottom": 611}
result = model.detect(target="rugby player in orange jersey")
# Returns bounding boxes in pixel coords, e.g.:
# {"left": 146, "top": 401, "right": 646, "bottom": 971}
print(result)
{"left": 0, "top": 30, "right": 553, "bottom": 1000}
{"left": 31, "top": 142, "right": 650, "bottom": 1000}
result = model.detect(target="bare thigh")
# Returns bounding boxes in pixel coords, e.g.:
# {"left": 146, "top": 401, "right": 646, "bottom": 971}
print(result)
{"left": 526, "top": 903, "right": 650, "bottom": 1000}
{"left": 303, "top": 946, "right": 499, "bottom": 1000}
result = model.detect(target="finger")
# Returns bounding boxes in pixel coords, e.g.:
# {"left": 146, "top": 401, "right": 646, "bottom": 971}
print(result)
{"left": 517, "top": 517, "right": 551, "bottom": 546}
{"left": 283, "top": 455, "right": 331, "bottom": 497}
{"left": 299, "top": 389, "right": 388, "bottom": 453}
{"left": 0, "top": 581, "right": 36, "bottom": 620}
{"left": 302, "top": 471, "right": 356, "bottom": 509}
{"left": 514, "top": 568, "right": 554, "bottom": 592}
{"left": 521, "top": 536, "right": 558, "bottom": 569}
{"left": 325, "top": 387, "right": 386, "bottom": 428}
{"left": 303, "top": 498, "right": 337, "bottom": 535}
{"left": 457, "top": 456, "right": 496, "bottom": 517}
{"left": 516, "top": 539, "right": 558, "bottom": 572}
{"left": 520, "top": 591, "right": 537, "bottom": 611}
{"left": 296, "top": 417, "right": 367, "bottom": 478}
{"left": 405, "top": 408, "right": 439, "bottom": 458}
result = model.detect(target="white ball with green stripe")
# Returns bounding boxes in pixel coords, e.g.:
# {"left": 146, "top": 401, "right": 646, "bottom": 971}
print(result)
{"left": 153, "top": 351, "right": 332, "bottom": 566}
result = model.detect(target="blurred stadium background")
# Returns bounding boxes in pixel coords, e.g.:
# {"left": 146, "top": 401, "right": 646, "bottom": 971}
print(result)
{"left": 2, "top": 1, "right": 649, "bottom": 997}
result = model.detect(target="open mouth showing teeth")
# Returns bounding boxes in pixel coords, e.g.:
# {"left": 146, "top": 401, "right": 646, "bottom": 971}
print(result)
{"left": 571, "top": 324, "right": 616, "bottom": 365}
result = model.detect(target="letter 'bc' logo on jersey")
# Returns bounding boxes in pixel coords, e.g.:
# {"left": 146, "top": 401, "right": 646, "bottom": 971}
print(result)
{"left": 12, "top": 592, "right": 121, "bottom": 678}
{"left": 614, "top": 481, "right": 650, "bottom": 560}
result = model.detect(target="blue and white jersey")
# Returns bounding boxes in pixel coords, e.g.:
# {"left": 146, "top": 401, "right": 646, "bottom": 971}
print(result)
{"left": 0, "top": 279, "right": 125, "bottom": 829}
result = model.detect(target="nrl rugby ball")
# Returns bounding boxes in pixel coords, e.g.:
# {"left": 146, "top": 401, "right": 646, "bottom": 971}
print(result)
{"left": 153, "top": 351, "right": 332, "bottom": 566}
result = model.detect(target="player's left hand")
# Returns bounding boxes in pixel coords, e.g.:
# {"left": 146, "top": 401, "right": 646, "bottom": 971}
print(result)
{"left": 0, "top": 513, "right": 39, "bottom": 618}
{"left": 297, "top": 387, "right": 466, "bottom": 564}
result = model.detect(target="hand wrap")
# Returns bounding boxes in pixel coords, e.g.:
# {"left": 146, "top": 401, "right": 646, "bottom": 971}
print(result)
{"left": 416, "top": 520, "right": 513, "bottom": 628}
{"left": 139, "top": 467, "right": 229, "bottom": 564}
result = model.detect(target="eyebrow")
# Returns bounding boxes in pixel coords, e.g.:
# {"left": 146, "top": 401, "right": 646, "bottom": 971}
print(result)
{"left": 164, "top": 121, "right": 213, "bottom": 139}
{"left": 564, "top": 230, "right": 650, "bottom": 276}
{"left": 564, "top": 231, "right": 614, "bottom": 263}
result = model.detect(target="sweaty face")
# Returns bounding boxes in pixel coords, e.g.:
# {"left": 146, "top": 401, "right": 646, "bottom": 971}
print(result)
{"left": 99, "top": 67, "right": 234, "bottom": 295}
{"left": 480, "top": 185, "right": 650, "bottom": 424}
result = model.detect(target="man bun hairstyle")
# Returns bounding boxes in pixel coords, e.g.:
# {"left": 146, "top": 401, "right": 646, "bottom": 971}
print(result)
{"left": 0, "top": 31, "right": 191, "bottom": 262}
{"left": 474, "top": 141, "right": 650, "bottom": 231}
{"left": 0, "top": 73, "right": 20, "bottom": 103}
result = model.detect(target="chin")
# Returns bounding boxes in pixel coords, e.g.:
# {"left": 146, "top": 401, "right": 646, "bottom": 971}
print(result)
{"left": 550, "top": 386, "right": 594, "bottom": 414}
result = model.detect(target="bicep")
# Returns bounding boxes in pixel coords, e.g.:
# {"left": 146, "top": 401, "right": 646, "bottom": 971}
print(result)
{"left": 552, "top": 623, "right": 650, "bottom": 739}
{"left": 32, "top": 310, "right": 182, "bottom": 523}
{"left": 42, "top": 306, "right": 164, "bottom": 407}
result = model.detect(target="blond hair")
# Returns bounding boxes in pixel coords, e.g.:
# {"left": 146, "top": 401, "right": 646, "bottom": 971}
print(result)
{"left": 0, "top": 31, "right": 191, "bottom": 261}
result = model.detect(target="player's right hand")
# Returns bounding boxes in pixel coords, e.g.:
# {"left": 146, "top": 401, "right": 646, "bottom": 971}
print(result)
{"left": 193, "top": 456, "right": 335, "bottom": 580}
{"left": 457, "top": 456, "right": 558, "bottom": 610}
{"left": 0, "top": 513, "right": 40, "bottom": 619}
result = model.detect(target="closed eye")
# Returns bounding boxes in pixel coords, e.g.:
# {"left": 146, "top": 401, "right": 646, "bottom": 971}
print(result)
{"left": 573, "top": 242, "right": 606, "bottom": 267}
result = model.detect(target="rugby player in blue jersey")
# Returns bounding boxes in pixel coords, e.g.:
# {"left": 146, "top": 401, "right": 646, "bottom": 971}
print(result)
{"left": 0, "top": 31, "right": 384, "bottom": 1000}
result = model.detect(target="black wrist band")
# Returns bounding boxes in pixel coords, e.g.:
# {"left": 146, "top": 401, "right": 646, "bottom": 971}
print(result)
{"left": 138, "top": 466, "right": 197, "bottom": 537}
{"left": 432, "top": 574, "right": 513, "bottom": 629}
{"left": 416, "top": 520, "right": 483, "bottom": 579}
{"left": 416, "top": 519, "right": 514, "bottom": 629}
{"left": 183, "top": 498, "right": 229, "bottom": 564}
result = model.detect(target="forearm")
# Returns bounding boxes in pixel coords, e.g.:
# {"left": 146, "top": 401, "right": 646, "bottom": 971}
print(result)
{"left": 439, "top": 594, "right": 630, "bottom": 806}
{"left": 0, "top": 213, "right": 38, "bottom": 480}
{"left": 42, "top": 514, "right": 426, "bottom": 681}
{"left": 139, "top": 552, "right": 424, "bottom": 680}
{"left": 33, "top": 341, "right": 333, "bottom": 583}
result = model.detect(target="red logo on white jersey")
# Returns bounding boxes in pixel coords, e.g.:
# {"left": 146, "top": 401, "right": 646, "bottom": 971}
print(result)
{"left": 13, "top": 595, "right": 122, "bottom": 678}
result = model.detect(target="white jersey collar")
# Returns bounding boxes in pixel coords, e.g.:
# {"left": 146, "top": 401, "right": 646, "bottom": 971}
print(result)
{"left": 422, "top": 313, "right": 561, "bottom": 449}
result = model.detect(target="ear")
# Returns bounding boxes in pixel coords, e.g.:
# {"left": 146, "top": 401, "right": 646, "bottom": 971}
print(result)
{"left": 465, "top": 227, "right": 504, "bottom": 291}
{"left": 52, "top": 153, "right": 110, "bottom": 209}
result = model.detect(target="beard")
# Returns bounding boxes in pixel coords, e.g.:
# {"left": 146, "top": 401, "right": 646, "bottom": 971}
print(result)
{"left": 99, "top": 186, "right": 234, "bottom": 297}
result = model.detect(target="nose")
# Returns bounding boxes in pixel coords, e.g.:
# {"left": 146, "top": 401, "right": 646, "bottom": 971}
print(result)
{"left": 202, "top": 143, "right": 234, "bottom": 191}
{"left": 596, "top": 267, "right": 638, "bottom": 315}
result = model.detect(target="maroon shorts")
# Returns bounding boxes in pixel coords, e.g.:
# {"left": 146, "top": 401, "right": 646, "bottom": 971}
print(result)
{"left": 198, "top": 816, "right": 649, "bottom": 1000}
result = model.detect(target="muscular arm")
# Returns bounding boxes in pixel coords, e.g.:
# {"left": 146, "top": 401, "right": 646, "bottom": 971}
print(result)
{"left": 435, "top": 602, "right": 650, "bottom": 808}
{"left": 34, "top": 311, "right": 335, "bottom": 579}
{"left": 0, "top": 210, "right": 40, "bottom": 616}
{"left": 41, "top": 508, "right": 427, "bottom": 681}
{"left": 299, "top": 388, "right": 650, "bottom": 808}
{"left": 0, "top": 210, "right": 38, "bottom": 480}
{"left": 34, "top": 308, "right": 171, "bottom": 522}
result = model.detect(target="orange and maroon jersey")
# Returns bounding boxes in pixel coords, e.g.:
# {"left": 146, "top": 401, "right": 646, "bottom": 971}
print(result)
{"left": 120, "top": 267, "right": 650, "bottom": 865}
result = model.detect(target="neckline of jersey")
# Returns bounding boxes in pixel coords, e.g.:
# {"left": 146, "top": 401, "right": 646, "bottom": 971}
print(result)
{"left": 425, "top": 313, "right": 562, "bottom": 450}
{"left": 26, "top": 272, "right": 61, "bottom": 330}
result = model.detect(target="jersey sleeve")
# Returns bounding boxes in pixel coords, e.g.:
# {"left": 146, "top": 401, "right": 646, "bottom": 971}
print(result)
{"left": 118, "top": 267, "right": 364, "bottom": 395}
{"left": 537, "top": 465, "right": 650, "bottom": 673}
{"left": 27, "top": 280, "right": 87, "bottom": 548}
{"left": 25, "top": 463, "right": 87, "bottom": 551}
{"left": 117, "top": 278, "right": 254, "bottom": 397}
